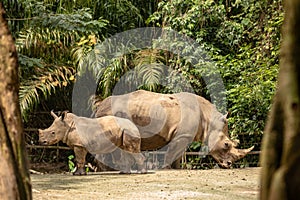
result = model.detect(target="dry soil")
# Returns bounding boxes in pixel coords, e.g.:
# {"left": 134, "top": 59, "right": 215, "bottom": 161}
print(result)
{"left": 31, "top": 167, "right": 260, "bottom": 200}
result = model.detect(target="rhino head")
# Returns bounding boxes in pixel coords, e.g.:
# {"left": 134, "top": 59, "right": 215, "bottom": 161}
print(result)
{"left": 209, "top": 135, "right": 254, "bottom": 168}
{"left": 38, "top": 111, "right": 70, "bottom": 145}
{"left": 207, "top": 113, "right": 254, "bottom": 168}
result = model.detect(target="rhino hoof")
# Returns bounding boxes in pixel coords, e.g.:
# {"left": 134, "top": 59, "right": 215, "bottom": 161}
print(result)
{"left": 119, "top": 171, "right": 131, "bottom": 174}
{"left": 73, "top": 168, "right": 87, "bottom": 176}
{"left": 162, "top": 165, "right": 172, "bottom": 169}
{"left": 138, "top": 169, "right": 147, "bottom": 174}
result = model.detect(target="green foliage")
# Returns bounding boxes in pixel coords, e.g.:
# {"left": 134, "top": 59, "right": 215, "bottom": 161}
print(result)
{"left": 189, "top": 141, "right": 202, "bottom": 151}
{"left": 68, "top": 155, "right": 90, "bottom": 173}
{"left": 68, "top": 155, "right": 76, "bottom": 172}
{"left": 4, "top": 0, "right": 159, "bottom": 118}
{"left": 4, "top": 0, "right": 283, "bottom": 167}
{"left": 221, "top": 52, "right": 279, "bottom": 138}
{"left": 4, "top": 0, "right": 109, "bottom": 118}
{"left": 147, "top": 0, "right": 283, "bottom": 153}
{"left": 19, "top": 55, "right": 75, "bottom": 117}
{"left": 217, "top": 1, "right": 282, "bottom": 144}
{"left": 94, "top": 0, "right": 143, "bottom": 34}
{"left": 34, "top": 8, "right": 108, "bottom": 34}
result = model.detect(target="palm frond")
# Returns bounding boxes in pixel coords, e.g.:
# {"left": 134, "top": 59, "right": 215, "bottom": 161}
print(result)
{"left": 137, "top": 63, "right": 164, "bottom": 91}
{"left": 16, "top": 28, "right": 80, "bottom": 63}
{"left": 71, "top": 34, "right": 107, "bottom": 74}
{"left": 97, "top": 55, "right": 131, "bottom": 97}
{"left": 38, "top": 8, "right": 108, "bottom": 34}
{"left": 94, "top": 0, "right": 143, "bottom": 33}
{"left": 19, "top": 65, "right": 75, "bottom": 118}
{"left": 134, "top": 49, "right": 165, "bottom": 91}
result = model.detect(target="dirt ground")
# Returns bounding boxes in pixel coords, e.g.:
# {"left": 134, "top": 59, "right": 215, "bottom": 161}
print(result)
{"left": 31, "top": 167, "right": 260, "bottom": 200}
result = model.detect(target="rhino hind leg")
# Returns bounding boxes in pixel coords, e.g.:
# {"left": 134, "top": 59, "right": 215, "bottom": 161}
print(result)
{"left": 118, "top": 151, "right": 133, "bottom": 174}
{"left": 117, "top": 150, "right": 147, "bottom": 174}
{"left": 121, "top": 129, "right": 147, "bottom": 173}
{"left": 73, "top": 166, "right": 87, "bottom": 175}
{"left": 122, "top": 127, "right": 143, "bottom": 150}
{"left": 132, "top": 153, "right": 147, "bottom": 174}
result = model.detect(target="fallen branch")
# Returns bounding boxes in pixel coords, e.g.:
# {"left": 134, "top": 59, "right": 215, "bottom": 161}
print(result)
{"left": 29, "top": 169, "right": 44, "bottom": 175}
{"left": 26, "top": 145, "right": 71, "bottom": 150}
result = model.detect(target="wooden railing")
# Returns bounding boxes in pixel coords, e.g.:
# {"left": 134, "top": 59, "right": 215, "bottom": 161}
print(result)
{"left": 26, "top": 144, "right": 261, "bottom": 169}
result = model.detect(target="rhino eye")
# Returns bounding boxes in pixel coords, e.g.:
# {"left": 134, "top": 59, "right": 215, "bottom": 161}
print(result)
{"left": 51, "top": 131, "right": 55, "bottom": 135}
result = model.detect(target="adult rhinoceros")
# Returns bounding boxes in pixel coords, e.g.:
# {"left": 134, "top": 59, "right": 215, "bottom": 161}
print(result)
{"left": 38, "top": 111, "right": 146, "bottom": 175}
{"left": 92, "top": 90, "right": 254, "bottom": 169}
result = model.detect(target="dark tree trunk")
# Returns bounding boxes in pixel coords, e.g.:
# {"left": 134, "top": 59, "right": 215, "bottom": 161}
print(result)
{"left": 0, "top": 2, "right": 32, "bottom": 200}
{"left": 260, "top": 0, "right": 300, "bottom": 199}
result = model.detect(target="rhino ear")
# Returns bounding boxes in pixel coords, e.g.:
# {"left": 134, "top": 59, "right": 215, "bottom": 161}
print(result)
{"left": 61, "top": 111, "right": 69, "bottom": 121}
{"left": 224, "top": 111, "right": 231, "bottom": 118}
{"left": 220, "top": 112, "right": 229, "bottom": 122}
{"left": 232, "top": 139, "right": 240, "bottom": 147}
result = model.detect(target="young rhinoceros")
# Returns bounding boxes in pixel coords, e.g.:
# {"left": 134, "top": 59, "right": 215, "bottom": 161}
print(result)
{"left": 38, "top": 111, "right": 146, "bottom": 175}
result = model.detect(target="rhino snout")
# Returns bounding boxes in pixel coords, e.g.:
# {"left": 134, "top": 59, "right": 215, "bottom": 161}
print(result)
{"left": 227, "top": 160, "right": 232, "bottom": 167}
{"left": 38, "top": 130, "right": 56, "bottom": 144}
{"left": 39, "top": 139, "right": 48, "bottom": 145}
{"left": 42, "top": 140, "right": 48, "bottom": 145}
{"left": 218, "top": 160, "right": 232, "bottom": 169}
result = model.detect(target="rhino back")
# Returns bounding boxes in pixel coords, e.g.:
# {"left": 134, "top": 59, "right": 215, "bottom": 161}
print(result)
{"left": 95, "top": 91, "right": 202, "bottom": 150}
{"left": 98, "top": 116, "right": 140, "bottom": 139}
{"left": 71, "top": 116, "right": 122, "bottom": 154}
{"left": 95, "top": 96, "right": 113, "bottom": 117}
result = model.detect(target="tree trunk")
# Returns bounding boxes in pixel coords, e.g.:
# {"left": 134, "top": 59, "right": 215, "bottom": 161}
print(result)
{"left": 0, "top": 3, "right": 32, "bottom": 200}
{"left": 260, "top": 0, "right": 300, "bottom": 199}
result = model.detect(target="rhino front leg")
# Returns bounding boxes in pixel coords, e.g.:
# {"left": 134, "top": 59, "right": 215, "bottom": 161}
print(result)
{"left": 73, "top": 146, "right": 88, "bottom": 175}
{"left": 163, "top": 136, "right": 191, "bottom": 169}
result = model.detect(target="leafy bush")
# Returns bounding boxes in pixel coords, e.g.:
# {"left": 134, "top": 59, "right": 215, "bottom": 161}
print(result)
{"left": 148, "top": 0, "right": 283, "bottom": 153}
{"left": 5, "top": 0, "right": 283, "bottom": 167}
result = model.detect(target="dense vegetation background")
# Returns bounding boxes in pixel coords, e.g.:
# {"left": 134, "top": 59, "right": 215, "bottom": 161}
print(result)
{"left": 3, "top": 0, "right": 283, "bottom": 167}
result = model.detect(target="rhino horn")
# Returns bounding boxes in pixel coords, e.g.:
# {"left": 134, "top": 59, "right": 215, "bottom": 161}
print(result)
{"left": 50, "top": 110, "right": 58, "bottom": 119}
{"left": 237, "top": 145, "right": 255, "bottom": 158}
